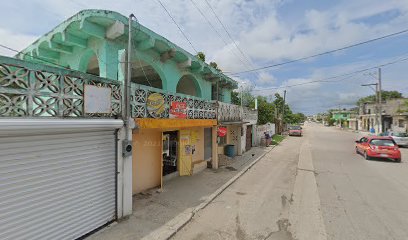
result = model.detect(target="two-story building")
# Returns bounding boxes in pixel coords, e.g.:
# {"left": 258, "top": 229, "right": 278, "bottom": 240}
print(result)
{"left": 0, "top": 9, "right": 245, "bottom": 240}
{"left": 358, "top": 98, "right": 408, "bottom": 133}
{"left": 331, "top": 110, "right": 353, "bottom": 127}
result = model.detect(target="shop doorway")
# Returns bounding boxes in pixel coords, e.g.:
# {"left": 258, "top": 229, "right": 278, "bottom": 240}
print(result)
{"left": 246, "top": 125, "right": 252, "bottom": 151}
{"left": 162, "top": 131, "right": 178, "bottom": 177}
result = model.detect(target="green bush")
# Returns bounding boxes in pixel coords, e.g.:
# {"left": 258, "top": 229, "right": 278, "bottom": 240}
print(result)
{"left": 271, "top": 134, "right": 285, "bottom": 145}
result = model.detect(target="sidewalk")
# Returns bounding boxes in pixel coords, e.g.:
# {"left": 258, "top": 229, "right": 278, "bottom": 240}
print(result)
{"left": 87, "top": 146, "right": 273, "bottom": 240}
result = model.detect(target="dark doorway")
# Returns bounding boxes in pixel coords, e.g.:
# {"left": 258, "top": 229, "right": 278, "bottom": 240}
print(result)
{"left": 246, "top": 125, "right": 252, "bottom": 151}
{"left": 204, "top": 128, "right": 212, "bottom": 161}
{"left": 162, "top": 131, "right": 178, "bottom": 176}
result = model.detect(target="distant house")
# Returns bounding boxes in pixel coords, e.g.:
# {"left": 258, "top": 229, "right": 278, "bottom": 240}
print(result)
{"left": 331, "top": 110, "right": 354, "bottom": 127}
{"left": 358, "top": 98, "right": 408, "bottom": 133}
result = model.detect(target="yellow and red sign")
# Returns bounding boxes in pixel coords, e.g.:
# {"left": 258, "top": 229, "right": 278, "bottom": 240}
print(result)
{"left": 170, "top": 101, "right": 187, "bottom": 119}
{"left": 147, "top": 93, "right": 165, "bottom": 118}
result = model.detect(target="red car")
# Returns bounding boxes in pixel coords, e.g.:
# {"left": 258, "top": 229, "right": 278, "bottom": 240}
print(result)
{"left": 288, "top": 126, "right": 302, "bottom": 136}
{"left": 355, "top": 136, "right": 401, "bottom": 162}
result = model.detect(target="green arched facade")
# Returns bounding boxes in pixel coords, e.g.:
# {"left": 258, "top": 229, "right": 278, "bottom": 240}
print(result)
{"left": 17, "top": 9, "right": 237, "bottom": 102}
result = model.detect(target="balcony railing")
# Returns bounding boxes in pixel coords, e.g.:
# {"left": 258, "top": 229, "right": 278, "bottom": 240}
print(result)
{"left": 0, "top": 55, "right": 245, "bottom": 122}
{"left": 0, "top": 56, "right": 121, "bottom": 118}
{"left": 130, "top": 83, "right": 217, "bottom": 119}
{"left": 217, "top": 102, "right": 242, "bottom": 122}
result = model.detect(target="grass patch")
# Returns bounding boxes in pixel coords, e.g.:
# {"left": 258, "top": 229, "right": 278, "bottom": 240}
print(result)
{"left": 271, "top": 134, "right": 285, "bottom": 145}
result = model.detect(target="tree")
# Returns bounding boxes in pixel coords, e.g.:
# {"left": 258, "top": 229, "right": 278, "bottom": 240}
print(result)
{"left": 357, "top": 91, "right": 402, "bottom": 105}
{"left": 231, "top": 85, "right": 255, "bottom": 107}
{"left": 231, "top": 91, "right": 240, "bottom": 105}
{"left": 291, "top": 113, "right": 306, "bottom": 124}
{"left": 196, "top": 52, "right": 205, "bottom": 62}
{"left": 397, "top": 99, "right": 408, "bottom": 113}
{"left": 257, "top": 96, "right": 275, "bottom": 125}
{"left": 209, "top": 61, "right": 221, "bottom": 72}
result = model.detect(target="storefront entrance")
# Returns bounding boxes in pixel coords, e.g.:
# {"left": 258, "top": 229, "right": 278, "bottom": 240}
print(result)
{"left": 162, "top": 131, "right": 178, "bottom": 177}
{"left": 246, "top": 125, "right": 252, "bottom": 151}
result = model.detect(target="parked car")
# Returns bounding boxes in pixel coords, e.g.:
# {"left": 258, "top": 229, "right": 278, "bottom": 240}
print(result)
{"left": 355, "top": 136, "right": 401, "bottom": 162}
{"left": 288, "top": 126, "right": 302, "bottom": 136}
{"left": 381, "top": 132, "right": 408, "bottom": 147}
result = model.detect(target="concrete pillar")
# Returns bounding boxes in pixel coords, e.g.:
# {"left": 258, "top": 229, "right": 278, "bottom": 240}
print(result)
{"left": 211, "top": 126, "right": 218, "bottom": 169}
{"left": 117, "top": 126, "right": 133, "bottom": 218}
{"left": 98, "top": 41, "right": 119, "bottom": 80}
{"left": 117, "top": 49, "right": 126, "bottom": 83}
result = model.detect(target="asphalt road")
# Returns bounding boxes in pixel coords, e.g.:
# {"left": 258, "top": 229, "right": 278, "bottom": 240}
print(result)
{"left": 172, "top": 132, "right": 302, "bottom": 240}
{"left": 310, "top": 123, "right": 408, "bottom": 240}
{"left": 172, "top": 123, "right": 408, "bottom": 240}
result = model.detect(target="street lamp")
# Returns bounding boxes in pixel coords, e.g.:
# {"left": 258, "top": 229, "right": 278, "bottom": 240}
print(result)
{"left": 361, "top": 83, "right": 380, "bottom": 134}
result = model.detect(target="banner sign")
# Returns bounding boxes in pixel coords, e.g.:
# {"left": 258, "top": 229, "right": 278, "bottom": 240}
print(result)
{"left": 84, "top": 85, "right": 112, "bottom": 114}
{"left": 147, "top": 93, "right": 165, "bottom": 118}
{"left": 217, "top": 127, "right": 227, "bottom": 137}
{"left": 170, "top": 101, "right": 187, "bottom": 119}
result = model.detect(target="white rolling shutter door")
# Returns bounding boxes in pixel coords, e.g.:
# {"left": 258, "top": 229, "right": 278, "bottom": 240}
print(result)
{"left": 0, "top": 122, "right": 119, "bottom": 240}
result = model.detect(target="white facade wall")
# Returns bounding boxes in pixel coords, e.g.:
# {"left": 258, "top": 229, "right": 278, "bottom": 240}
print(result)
{"left": 241, "top": 107, "right": 258, "bottom": 153}
{"left": 256, "top": 123, "right": 276, "bottom": 146}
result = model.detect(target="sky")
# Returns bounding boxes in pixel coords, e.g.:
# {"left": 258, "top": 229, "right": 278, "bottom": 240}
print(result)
{"left": 1, "top": 0, "right": 408, "bottom": 114}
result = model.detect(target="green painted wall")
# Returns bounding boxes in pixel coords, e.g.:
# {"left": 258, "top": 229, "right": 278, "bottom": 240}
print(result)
{"left": 332, "top": 112, "right": 351, "bottom": 121}
{"left": 17, "top": 10, "right": 236, "bottom": 102}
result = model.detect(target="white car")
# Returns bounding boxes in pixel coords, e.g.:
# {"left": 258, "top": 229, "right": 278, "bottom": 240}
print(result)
{"left": 387, "top": 132, "right": 408, "bottom": 147}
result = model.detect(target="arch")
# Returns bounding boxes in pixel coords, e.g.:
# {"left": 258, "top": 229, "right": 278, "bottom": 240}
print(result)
{"left": 79, "top": 49, "right": 100, "bottom": 76}
{"left": 130, "top": 58, "right": 164, "bottom": 89}
{"left": 176, "top": 75, "right": 202, "bottom": 98}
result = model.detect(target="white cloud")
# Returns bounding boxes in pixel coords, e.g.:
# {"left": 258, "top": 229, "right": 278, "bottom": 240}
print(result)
{"left": 0, "top": 28, "right": 38, "bottom": 57}
{"left": 0, "top": 0, "right": 406, "bottom": 114}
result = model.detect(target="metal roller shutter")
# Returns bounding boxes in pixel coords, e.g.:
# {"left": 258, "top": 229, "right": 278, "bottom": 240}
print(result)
{"left": 0, "top": 130, "right": 117, "bottom": 240}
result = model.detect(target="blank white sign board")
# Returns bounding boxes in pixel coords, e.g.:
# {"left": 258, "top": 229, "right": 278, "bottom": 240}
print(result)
{"left": 84, "top": 85, "right": 112, "bottom": 114}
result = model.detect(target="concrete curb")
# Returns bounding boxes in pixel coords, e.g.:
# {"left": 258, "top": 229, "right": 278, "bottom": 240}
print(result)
{"left": 141, "top": 144, "right": 279, "bottom": 240}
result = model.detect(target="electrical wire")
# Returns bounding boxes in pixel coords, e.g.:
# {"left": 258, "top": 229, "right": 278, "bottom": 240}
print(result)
{"left": 189, "top": 0, "right": 251, "bottom": 71}
{"left": 130, "top": 37, "right": 153, "bottom": 87}
{"left": 229, "top": 28, "right": 408, "bottom": 75}
{"left": 0, "top": 43, "right": 72, "bottom": 70}
{"left": 203, "top": 0, "right": 253, "bottom": 67}
{"left": 156, "top": 0, "right": 198, "bottom": 53}
{"left": 250, "top": 54, "right": 408, "bottom": 91}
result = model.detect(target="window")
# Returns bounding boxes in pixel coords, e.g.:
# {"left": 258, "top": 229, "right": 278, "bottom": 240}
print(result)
{"left": 343, "top": 114, "right": 347, "bottom": 118}
{"left": 211, "top": 85, "right": 224, "bottom": 101}
{"left": 398, "top": 119, "right": 405, "bottom": 128}
{"left": 289, "top": 126, "right": 301, "bottom": 130}
{"left": 360, "top": 137, "right": 367, "bottom": 143}
{"left": 370, "top": 139, "right": 395, "bottom": 146}
{"left": 395, "top": 132, "right": 408, "bottom": 137}
{"left": 218, "top": 135, "right": 226, "bottom": 145}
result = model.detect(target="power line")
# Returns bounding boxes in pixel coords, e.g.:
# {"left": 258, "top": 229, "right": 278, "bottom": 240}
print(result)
{"left": 229, "top": 28, "right": 408, "bottom": 75}
{"left": 189, "top": 0, "right": 251, "bottom": 71}
{"left": 203, "top": 0, "right": 253, "bottom": 67}
{"left": 156, "top": 0, "right": 198, "bottom": 53}
{"left": 0, "top": 43, "right": 72, "bottom": 70}
{"left": 250, "top": 54, "right": 408, "bottom": 91}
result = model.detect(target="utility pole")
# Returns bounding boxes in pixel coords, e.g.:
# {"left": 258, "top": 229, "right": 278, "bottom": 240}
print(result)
{"left": 125, "top": 14, "right": 135, "bottom": 140}
{"left": 361, "top": 83, "right": 380, "bottom": 133}
{"left": 378, "top": 67, "right": 382, "bottom": 133}
{"left": 375, "top": 83, "right": 379, "bottom": 133}
{"left": 240, "top": 85, "right": 243, "bottom": 108}
{"left": 282, "top": 90, "right": 286, "bottom": 133}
